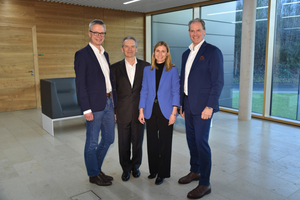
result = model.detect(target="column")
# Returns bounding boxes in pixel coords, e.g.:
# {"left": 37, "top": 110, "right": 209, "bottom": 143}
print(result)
{"left": 238, "top": 0, "right": 257, "bottom": 121}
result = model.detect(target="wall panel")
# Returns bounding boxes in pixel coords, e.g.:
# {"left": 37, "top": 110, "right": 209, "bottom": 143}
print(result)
{"left": 0, "top": 0, "right": 145, "bottom": 111}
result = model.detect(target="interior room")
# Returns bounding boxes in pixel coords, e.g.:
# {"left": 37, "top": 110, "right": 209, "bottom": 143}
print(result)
{"left": 0, "top": 0, "right": 299, "bottom": 199}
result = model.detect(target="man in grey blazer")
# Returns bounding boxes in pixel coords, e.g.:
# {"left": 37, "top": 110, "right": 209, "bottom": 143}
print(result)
{"left": 111, "top": 36, "right": 150, "bottom": 181}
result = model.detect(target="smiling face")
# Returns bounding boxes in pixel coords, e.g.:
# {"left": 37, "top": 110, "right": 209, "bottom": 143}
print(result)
{"left": 154, "top": 45, "right": 168, "bottom": 64}
{"left": 121, "top": 39, "right": 137, "bottom": 59}
{"left": 189, "top": 21, "right": 206, "bottom": 46}
{"left": 88, "top": 24, "right": 105, "bottom": 48}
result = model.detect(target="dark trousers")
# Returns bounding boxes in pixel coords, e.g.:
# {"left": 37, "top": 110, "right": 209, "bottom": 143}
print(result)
{"left": 184, "top": 95, "right": 212, "bottom": 185}
{"left": 117, "top": 120, "right": 144, "bottom": 173}
{"left": 145, "top": 102, "right": 173, "bottom": 178}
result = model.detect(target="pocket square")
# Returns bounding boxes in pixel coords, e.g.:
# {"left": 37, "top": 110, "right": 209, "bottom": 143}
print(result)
{"left": 199, "top": 56, "right": 205, "bottom": 60}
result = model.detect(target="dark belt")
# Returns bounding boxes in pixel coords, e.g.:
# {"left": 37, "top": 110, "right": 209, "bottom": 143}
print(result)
{"left": 107, "top": 93, "right": 111, "bottom": 97}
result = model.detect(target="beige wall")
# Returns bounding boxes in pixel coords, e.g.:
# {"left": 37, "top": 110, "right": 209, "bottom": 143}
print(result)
{"left": 0, "top": 0, "right": 145, "bottom": 111}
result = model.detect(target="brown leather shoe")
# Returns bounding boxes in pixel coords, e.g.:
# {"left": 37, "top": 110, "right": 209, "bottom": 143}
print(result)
{"left": 187, "top": 185, "right": 211, "bottom": 199}
{"left": 89, "top": 175, "right": 112, "bottom": 186}
{"left": 178, "top": 172, "right": 200, "bottom": 184}
{"left": 100, "top": 171, "right": 113, "bottom": 181}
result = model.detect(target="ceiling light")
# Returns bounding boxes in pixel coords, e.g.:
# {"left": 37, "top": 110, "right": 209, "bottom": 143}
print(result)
{"left": 123, "top": 0, "right": 141, "bottom": 5}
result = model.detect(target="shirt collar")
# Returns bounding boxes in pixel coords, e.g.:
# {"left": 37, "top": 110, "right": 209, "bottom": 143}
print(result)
{"left": 125, "top": 57, "right": 137, "bottom": 66}
{"left": 89, "top": 42, "right": 105, "bottom": 54}
{"left": 189, "top": 39, "right": 205, "bottom": 52}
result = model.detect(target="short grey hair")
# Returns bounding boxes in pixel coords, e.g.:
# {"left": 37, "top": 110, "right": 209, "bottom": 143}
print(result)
{"left": 89, "top": 19, "right": 106, "bottom": 32}
{"left": 122, "top": 36, "right": 138, "bottom": 48}
{"left": 188, "top": 18, "right": 206, "bottom": 30}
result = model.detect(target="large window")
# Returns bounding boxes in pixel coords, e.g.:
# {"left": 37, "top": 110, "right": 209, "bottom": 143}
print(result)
{"left": 152, "top": 9, "right": 193, "bottom": 74}
{"left": 200, "top": 1, "right": 240, "bottom": 109}
{"left": 271, "top": 0, "right": 300, "bottom": 120}
{"left": 199, "top": 0, "right": 268, "bottom": 112}
{"left": 149, "top": 0, "right": 300, "bottom": 125}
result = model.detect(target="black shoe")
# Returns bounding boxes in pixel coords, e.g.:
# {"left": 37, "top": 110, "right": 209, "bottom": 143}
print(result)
{"left": 148, "top": 173, "right": 157, "bottom": 179}
{"left": 121, "top": 172, "right": 130, "bottom": 181}
{"left": 100, "top": 171, "right": 113, "bottom": 181}
{"left": 132, "top": 168, "right": 140, "bottom": 178}
{"left": 155, "top": 177, "right": 164, "bottom": 185}
{"left": 89, "top": 175, "right": 112, "bottom": 186}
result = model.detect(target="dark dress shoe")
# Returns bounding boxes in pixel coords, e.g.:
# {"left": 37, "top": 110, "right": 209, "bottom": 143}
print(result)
{"left": 178, "top": 172, "right": 200, "bottom": 184}
{"left": 89, "top": 175, "right": 112, "bottom": 186}
{"left": 132, "top": 168, "right": 140, "bottom": 178}
{"left": 100, "top": 171, "right": 113, "bottom": 181}
{"left": 155, "top": 177, "right": 164, "bottom": 185}
{"left": 148, "top": 173, "right": 157, "bottom": 179}
{"left": 187, "top": 185, "right": 211, "bottom": 199}
{"left": 121, "top": 171, "right": 130, "bottom": 181}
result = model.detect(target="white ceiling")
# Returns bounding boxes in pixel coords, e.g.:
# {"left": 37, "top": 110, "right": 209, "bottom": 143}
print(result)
{"left": 44, "top": 0, "right": 210, "bottom": 13}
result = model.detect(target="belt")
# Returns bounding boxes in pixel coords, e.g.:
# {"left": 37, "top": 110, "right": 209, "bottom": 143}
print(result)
{"left": 107, "top": 93, "right": 111, "bottom": 97}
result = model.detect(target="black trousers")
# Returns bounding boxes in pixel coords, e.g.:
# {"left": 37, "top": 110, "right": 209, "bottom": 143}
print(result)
{"left": 117, "top": 120, "right": 144, "bottom": 173}
{"left": 145, "top": 102, "right": 173, "bottom": 178}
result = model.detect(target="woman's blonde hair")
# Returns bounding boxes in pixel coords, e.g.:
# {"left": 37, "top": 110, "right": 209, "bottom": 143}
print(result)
{"left": 151, "top": 41, "right": 175, "bottom": 71}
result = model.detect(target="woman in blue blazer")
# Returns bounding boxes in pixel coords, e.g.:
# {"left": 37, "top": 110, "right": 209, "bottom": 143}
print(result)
{"left": 138, "top": 41, "right": 180, "bottom": 185}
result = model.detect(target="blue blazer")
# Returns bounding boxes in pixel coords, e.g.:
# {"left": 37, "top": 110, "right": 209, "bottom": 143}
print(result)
{"left": 74, "top": 45, "right": 117, "bottom": 113}
{"left": 180, "top": 41, "right": 224, "bottom": 115}
{"left": 139, "top": 65, "right": 180, "bottom": 119}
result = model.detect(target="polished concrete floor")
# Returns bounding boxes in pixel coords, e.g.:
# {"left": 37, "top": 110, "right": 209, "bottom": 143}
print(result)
{"left": 0, "top": 108, "right": 299, "bottom": 200}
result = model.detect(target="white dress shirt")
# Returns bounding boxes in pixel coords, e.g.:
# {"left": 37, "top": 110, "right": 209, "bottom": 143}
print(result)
{"left": 125, "top": 57, "right": 137, "bottom": 88}
{"left": 184, "top": 39, "right": 205, "bottom": 96}
{"left": 83, "top": 43, "right": 112, "bottom": 115}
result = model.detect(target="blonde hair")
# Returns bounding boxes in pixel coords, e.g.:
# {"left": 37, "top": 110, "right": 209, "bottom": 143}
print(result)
{"left": 151, "top": 41, "right": 175, "bottom": 71}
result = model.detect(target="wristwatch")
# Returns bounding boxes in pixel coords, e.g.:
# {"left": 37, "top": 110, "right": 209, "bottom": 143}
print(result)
{"left": 207, "top": 106, "right": 213, "bottom": 109}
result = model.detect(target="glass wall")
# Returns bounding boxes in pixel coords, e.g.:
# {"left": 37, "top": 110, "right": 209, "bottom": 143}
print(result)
{"left": 200, "top": 1, "right": 239, "bottom": 108}
{"left": 150, "top": 0, "right": 300, "bottom": 124}
{"left": 152, "top": 9, "right": 193, "bottom": 74}
{"left": 199, "top": 0, "right": 268, "bottom": 112}
{"left": 271, "top": 0, "right": 300, "bottom": 120}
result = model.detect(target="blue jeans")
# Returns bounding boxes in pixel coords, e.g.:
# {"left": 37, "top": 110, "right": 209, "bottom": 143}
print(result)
{"left": 84, "top": 97, "right": 115, "bottom": 177}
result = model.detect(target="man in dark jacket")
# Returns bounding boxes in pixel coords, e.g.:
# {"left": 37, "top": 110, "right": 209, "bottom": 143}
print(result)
{"left": 111, "top": 36, "right": 150, "bottom": 181}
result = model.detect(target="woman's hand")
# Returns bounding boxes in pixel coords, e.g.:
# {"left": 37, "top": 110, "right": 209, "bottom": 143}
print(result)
{"left": 169, "top": 106, "right": 178, "bottom": 126}
{"left": 168, "top": 114, "right": 176, "bottom": 126}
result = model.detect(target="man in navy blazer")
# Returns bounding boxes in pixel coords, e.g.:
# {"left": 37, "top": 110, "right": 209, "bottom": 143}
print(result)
{"left": 178, "top": 18, "right": 224, "bottom": 199}
{"left": 74, "top": 19, "right": 117, "bottom": 186}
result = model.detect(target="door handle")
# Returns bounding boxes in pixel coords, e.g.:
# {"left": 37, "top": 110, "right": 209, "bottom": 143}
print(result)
{"left": 28, "top": 70, "right": 34, "bottom": 75}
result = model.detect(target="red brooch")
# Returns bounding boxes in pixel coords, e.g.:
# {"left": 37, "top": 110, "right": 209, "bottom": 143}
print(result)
{"left": 199, "top": 56, "right": 205, "bottom": 60}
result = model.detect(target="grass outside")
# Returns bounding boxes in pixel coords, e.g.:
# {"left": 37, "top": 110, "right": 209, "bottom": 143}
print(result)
{"left": 232, "top": 92, "right": 299, "bottom": 120}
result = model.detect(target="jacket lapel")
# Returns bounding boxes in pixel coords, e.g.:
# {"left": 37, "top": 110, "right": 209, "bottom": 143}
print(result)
{"left": 87, "top": 45, "right": 101, "bottom": 69}
{"left": 132, "top": 60, "right": 141, "bottom": 89}
{"left": 120, "top": 59, "right": 132, "bottom": 87}
{"left": 190, "top": 41, "right": 207, "bottom": 71}
{"left": 151, "top": 67, "right": 156, "bottom": 94}
{"left": 158, "top": 66, "right": 167, "bottom": 90}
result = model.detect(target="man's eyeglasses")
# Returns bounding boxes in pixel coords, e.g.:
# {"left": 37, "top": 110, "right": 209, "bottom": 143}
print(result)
{"left": 90, "top": 31, "right": 106, "bottom": 37}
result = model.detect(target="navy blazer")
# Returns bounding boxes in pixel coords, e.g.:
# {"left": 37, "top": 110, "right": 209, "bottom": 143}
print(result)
{"left": 180, "top": 41, "right": 224, "bottom": 115}
{"left": 74, "top": 44, "right": 117, "bottom": 113}
{"left": 139, "top": 65, "right": 180, "bottom": 120}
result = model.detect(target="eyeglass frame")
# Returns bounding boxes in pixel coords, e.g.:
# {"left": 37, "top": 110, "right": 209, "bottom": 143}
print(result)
{"left": 89, "top": 31, "right": 106, "bottom": 37}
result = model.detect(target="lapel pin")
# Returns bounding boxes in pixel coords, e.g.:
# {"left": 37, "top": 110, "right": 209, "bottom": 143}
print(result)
{"left": 199, "top": 56, "right": 205, "bottom": 60}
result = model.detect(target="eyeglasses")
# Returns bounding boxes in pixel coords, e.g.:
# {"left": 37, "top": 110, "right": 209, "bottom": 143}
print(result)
{"left": 90, "top": 31, "right": 106, "bottom": 37}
